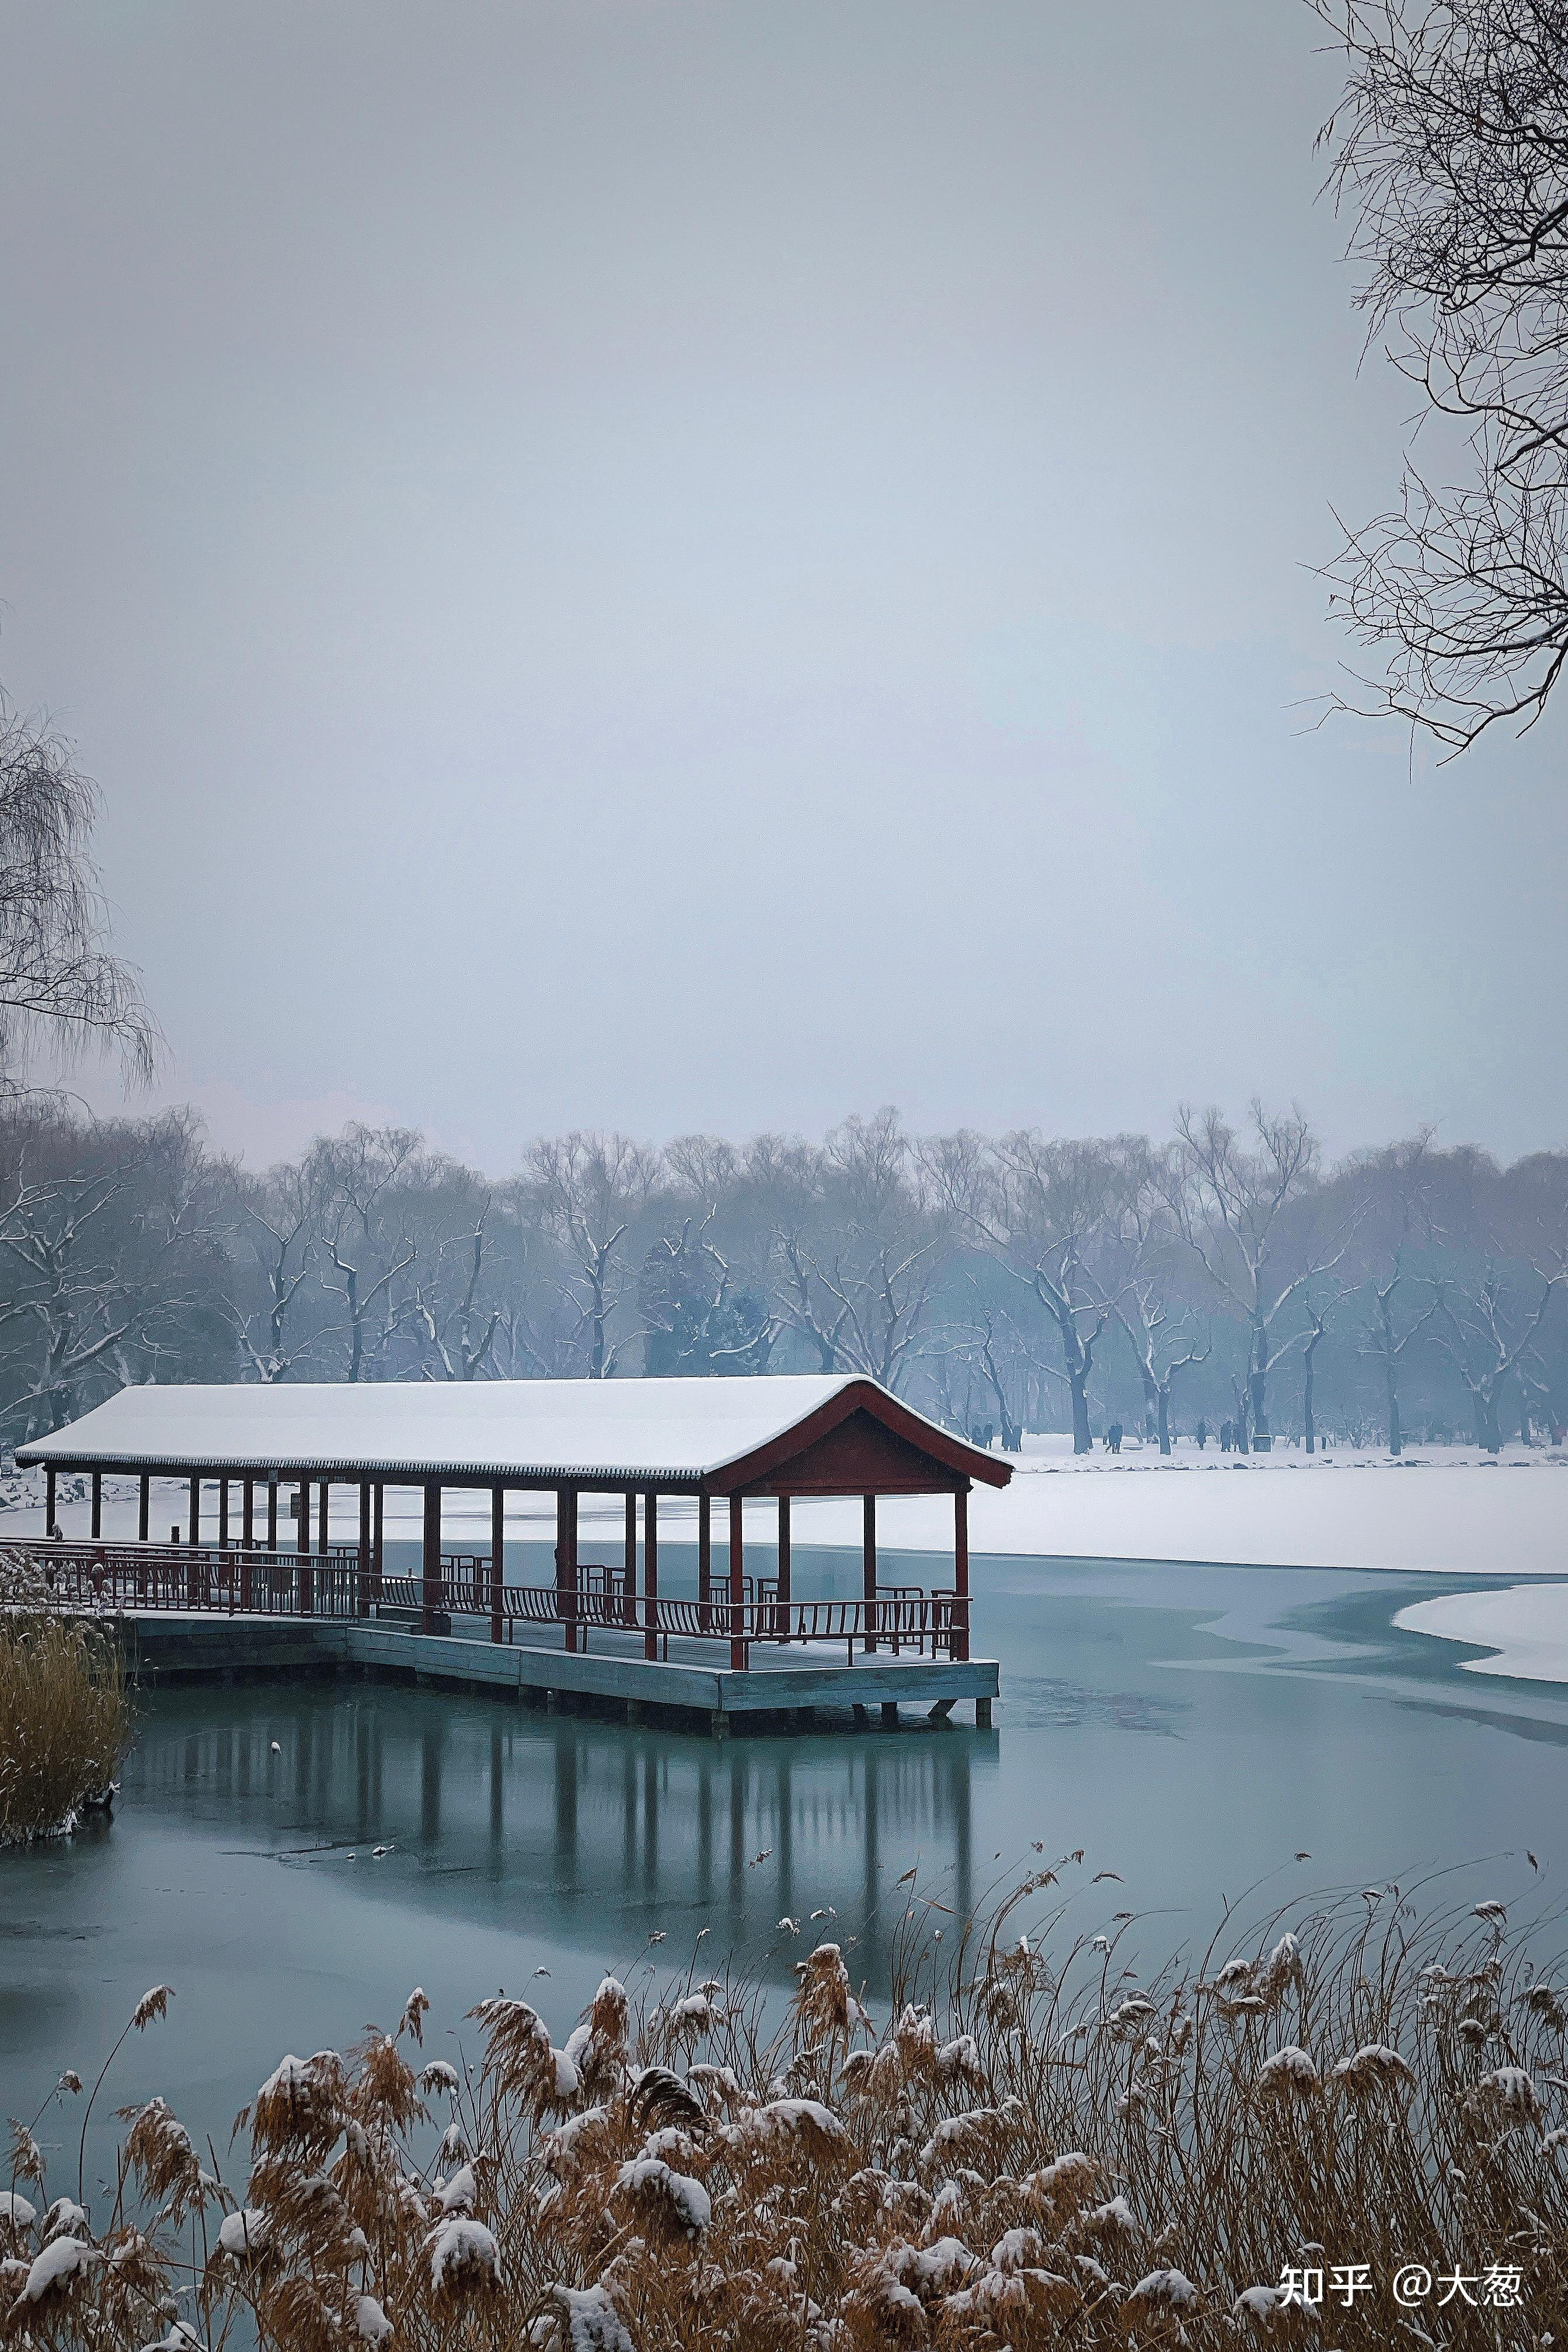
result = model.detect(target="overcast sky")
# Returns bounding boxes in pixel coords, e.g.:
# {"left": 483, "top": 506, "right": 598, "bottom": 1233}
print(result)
{"left": 2, "top": 1, "right": 1563, "bottom": 1173}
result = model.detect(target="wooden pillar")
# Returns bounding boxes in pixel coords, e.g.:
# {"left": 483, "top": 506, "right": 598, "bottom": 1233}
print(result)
{"left": 698, "top": 1491, "right": 712, "bottom": 1631}
{"left": 45, "top": 1465, "right": 55, "bottom": 1534}
{"left": 777, "top": 1493, "right": 791, "bottom": 1632}
{"left": 953, "top": 1485, "right": 970, "bottom": 1663}
{"left": 295, "top": 1475, "right": 311, "bottom": 1615}
{"left": 317, "top": 1480, "right": 329, "bottom": 1554}
{"left": 266, "top": 1476, "right": 278, "bottom": 1550}
{"left": 729, "top": 1493, "right": 746, "bottom": 1671}
{"left": 189, "top": 1473, "right": 201, "bottom": 1548}
{"left": 490, "top": 1483, "right": 505, "bottom": 1645}
{"left": 643, "top": 1490, "right": 658, "bottom": 1661}
{"left": 90, "top": 1470, "right": 102, "bottom": 1539}
{"left": 242, "top": 1476, "right": 255, "bottom": 1548}
{"left": 218, "top": 1478, "right": 230, "bottom": 1548}
{"left": 862, "top": 1493, "right": 877, "bottom": 1653}
{"left": 556, "top": 1486, "right": 579, "bottom": 1653}
{"left": 421, "top": 1480, "right": 442, "bottom": 1636}
{"left": 138, "top": 1472, "right": 149, "bottom": 1541}
{"left": 296, "top": 1479, "right": 309, "bottom": 1553}
{"left": 372, "top": 1484, "right": 384, "bottom": 1591}
{"left": 358, "top": 1481, "right": 372, "bottom": 1619}
{"left": 623, "top": 1492, "right": 636, "bottom": 1631}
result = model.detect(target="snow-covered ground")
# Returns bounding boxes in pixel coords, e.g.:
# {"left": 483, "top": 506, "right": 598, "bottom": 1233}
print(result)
{"left": 6, "top": 1434, "right": 1567, "bottom": 1575}
{"left": 1394, "top": 1584, "right": 1568, "bottom": 1685}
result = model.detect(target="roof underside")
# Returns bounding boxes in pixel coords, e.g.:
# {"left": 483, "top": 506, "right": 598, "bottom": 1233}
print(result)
{"left": 15, "top": 1375, "right": 1011, "bottom": 1492}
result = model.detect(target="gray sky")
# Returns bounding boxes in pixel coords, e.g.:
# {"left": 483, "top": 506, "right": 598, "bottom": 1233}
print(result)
{"left": 3, "top": 1, "right": 1563, "bottom": 1172}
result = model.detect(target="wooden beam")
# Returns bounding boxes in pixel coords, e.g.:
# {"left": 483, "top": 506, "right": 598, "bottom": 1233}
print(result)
{"left": 863, "top": 1492, "right": 877, "bottom": 1653}
{"left": 643, "top": 1490, "right": 658, "bottom": 1662}
{"left": 490, "top": 1482, "right": 504, "bottom": 1646}
{"left": 358, "top": 1481, "right": 372, "bottom": 1619}
{"left": 729, "top": 1493, "right": 745, "bottom": 1671}
{"left": 698, "top": 1491, "right": 711, "bottom": 1631}
{"left": 556, "top": 1486, "right": 579, "bottom": 1653}
{"left": 422, "top": 1480, "right": 442, "bottom": 1635}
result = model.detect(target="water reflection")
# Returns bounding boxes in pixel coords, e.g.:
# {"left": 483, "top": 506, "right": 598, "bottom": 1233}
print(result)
{"left": 130, "top": 1694, "right": 984, "bottom": 1977}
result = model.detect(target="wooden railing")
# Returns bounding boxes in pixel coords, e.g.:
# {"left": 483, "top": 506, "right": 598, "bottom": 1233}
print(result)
{"left": 1, "top": 1541, "right": 968, "bottom": 1664}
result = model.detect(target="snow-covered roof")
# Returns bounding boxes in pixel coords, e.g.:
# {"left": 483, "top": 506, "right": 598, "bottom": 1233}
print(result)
{"left": 16, "top": 1374, "right": 1010, "bottom": 1490}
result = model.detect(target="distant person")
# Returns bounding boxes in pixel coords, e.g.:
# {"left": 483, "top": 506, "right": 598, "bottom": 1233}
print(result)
{"left": 1219, "top": 1419, "right": 1233, "bottom": 1452}
{"left": 1106, "top": 1421, "right": 1123, "bottom": 1455}
{"left": 1195, "top": 1419, "right": 1208, "bottom": 1450}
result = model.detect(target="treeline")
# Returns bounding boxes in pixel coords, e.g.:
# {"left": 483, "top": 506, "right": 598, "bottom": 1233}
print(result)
{"left": 0, "top": 1098, "right": 1564, "bottom": 1455}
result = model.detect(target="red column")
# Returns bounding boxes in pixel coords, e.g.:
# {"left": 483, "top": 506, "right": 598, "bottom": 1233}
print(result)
{"left": 421, "top": 1480, "right": 442, "bottom": 1635}
{"left": 778, "top": 1493, "right": 792, "bottom": 1636}
{"left": 953, "top": 1486, "right": 969, "bottom": 1661}
{"left": 317, "top": 1480, "right": 329, "bottom": 1555}
{"left": 729, "top": 1493, "right": 745, "bottom": 1671}
{"left": 698, "top": 1492, "right": 711, "bottom": 1631}
{"left": 358, "top": 1481, "right": 372, "bottom": 1619}
{"left": 557, "top": 1486, "right": 579, "bottom": 1653}
{"left": 643, "top": 1490, "right": 658, "bottom": 1660}
{"left": 189, "top": 1473, "right": 201, "bottom": 1548}
{"left": 490, "top": 1483, "right": 505, "bottom": 1644}
{"left": 138, "top": 1473, "right": 149, "bottom": 1541}
{"left": 622, "top": 1492, "right": 636, "bottom": 1630}
{"left": 266, "top": 1476, "right": 278, "bottom": 1550}
{"left": 862, "top": 1493, "right": 877, "bottom": 1653}
{"left": 295, "top": 1479, "right": 312, "bottom": 1616}
{"left": 242, "top": 1477, "right": 255, "bottom": 1548}
{"left": 218, "top": 1478, "right": 230, "bottom": 1548}
{"left": 45, "top": 1465, "right": 56, "bottom": 1535}
{"left": 90, "top": 1471, "right": 102, "bottom": 1539}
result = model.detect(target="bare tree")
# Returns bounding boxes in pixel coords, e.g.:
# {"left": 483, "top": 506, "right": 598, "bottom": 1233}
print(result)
{"left": 528, "top": 1133, "right": 658, "bottom": 1377}
{"left": 309, "top": 1126, "right": 420, "bottom": 1382}
{"left": 0, "top": 694, "right": 160, "bottom": 1089}
{"left": 1429, "top": 1262, "right": 1565, "bottom": 1449}
{"left": 1169, "top": 1102, "right": 1352, "bottom": 1449}
{"left": 1301, "top": 1292, "right": 1340, "bottom": 1454}
{"left": 1314, "top": 0, "right": 1568, "bottom": 749}
{"left": 224, "top": 1161, "right": 322, "bottom": 1384}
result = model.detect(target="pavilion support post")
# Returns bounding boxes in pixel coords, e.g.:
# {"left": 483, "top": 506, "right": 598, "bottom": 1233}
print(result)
{"left": 295, "top": 1478, "right": 311, "bottom": 1617}
{"left": 358, "top": 1482, "right": 372, "bottom": 1619}
{"left": 266, "top": 1477, "right": 278, "bottom": 1550}
{"left": 954, "top": 1486, "right": 970, "bottom": 1662}
{"left": 138, "top": 1473, "right": 149, "bottom": 1541}
{"left": 189, "top": 1473, "right": 201, "bottom": 1549}
{"left": 90, "top": 1471, "right": 102, "bottom": 1539}
{"left": 372, "top": 1485, "right": 384, "bottom": 1595}
{"left": 317, "top": 1481, "right": 329, "bottom": 1555}
{"left": 778, "top": 1493, "right": 791, "bottom": 1636}
{"left": 863, "top": 1493, "right": 877, "bottom": 1653}
{"left": 729, "top": 1493, "right": 746, "bottom": 1671}
{"left": 218, "top": 1478, "right": 230, "bottom": 1548}
{"left": 422, "top": 1481, "right": 442, "bottom": 1636}
{"left": 490, "top": 1483, "right": 505, "bottom": 1644}
{"left": 241, "top": 1479, "right": 255, "bottom": 1610}
{"left": 45, "top": 1465, "right": 55, "bottom": 1535}
{"left": 698, "top": 1492, "right": 712, "bottom": 1632}
{"left": 623, "top": 1492, "right": 636, "bottom": 1632}
{"left": 556, "top": 1486, "right": 579, "bottom": 1653}
{"left": 643, "top": 1490, "right": 658, "bottom": 1661}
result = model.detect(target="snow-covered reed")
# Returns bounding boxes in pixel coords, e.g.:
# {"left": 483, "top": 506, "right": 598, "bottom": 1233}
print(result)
{"left": 4, "top": 1867, "right": 1564, "bottom": 2346}
{"left": 0, "top": 1564, "right": 126, "bottom": 1843}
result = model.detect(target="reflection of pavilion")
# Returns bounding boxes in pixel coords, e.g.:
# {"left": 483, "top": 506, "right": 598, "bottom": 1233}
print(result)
{"left": 128, "top": 1688, "right": 986, "bottom": 1976}
{"left": 19, "top": 1375, "right": 1007, "bottom": 1729}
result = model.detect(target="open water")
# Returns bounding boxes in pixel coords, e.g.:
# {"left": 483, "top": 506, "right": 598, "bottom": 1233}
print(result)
{"left": 3, "top": 1549, "right": 1564, "bottom": 2184}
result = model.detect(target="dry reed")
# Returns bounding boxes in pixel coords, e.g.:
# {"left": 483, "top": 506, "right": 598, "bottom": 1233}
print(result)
{"left": 3, "top": 1863, "right": 1563, "bottom": 2348}
{"left": 0, "top": 1558, "right": 128, "bottom": 1843}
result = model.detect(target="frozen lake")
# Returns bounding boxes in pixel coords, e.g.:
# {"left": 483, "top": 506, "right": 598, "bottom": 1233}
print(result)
{"left": 4, "top": 1547, "right": 1564, "bottom": 2185}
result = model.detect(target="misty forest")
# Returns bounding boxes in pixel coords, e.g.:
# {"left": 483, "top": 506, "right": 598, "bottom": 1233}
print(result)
{"left": 3, "top": 1092, "right": 1564, "bottom": 1459}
